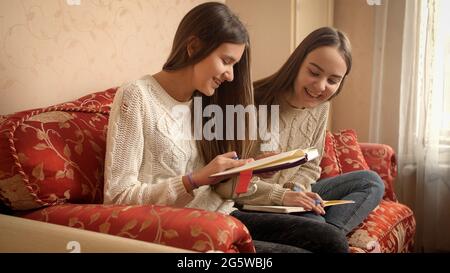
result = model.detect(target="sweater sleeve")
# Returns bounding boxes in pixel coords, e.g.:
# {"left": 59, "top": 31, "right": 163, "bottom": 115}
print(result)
{"left": 103, "top": 84, "right": 194, "bottom": 207}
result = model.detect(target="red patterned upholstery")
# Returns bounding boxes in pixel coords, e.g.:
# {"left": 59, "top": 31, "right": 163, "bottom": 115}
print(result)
{"left": 320, "top": 131, "right": 397, "bottom": 202}
{"left": 320, "top": 130, "right": 370, "bottom": 179}
{"left": 347, "top": 200, "right": 416, "bottom": 253}
{"left": 0, "top": 88, "right": 254, "bottom": 253}
{"left": 319, "top": 130, "right": 415, "bottom": 253}
{"left": 0, "top": 88, "right": 117, "bottom": 210}
{"left": 0, "top": 88, "right": 415, "bottom": 253}
{"left": 359, "top": 143, "right": 397, "bottom": 202}
{"left": 320, "top": 132, "right": 342, "bottom": 178}
{"left": 18, "top": 204, "right": 254, "bottom": 253}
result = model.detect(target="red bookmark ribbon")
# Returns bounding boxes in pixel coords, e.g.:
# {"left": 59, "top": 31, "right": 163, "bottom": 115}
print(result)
{"left": 235, "top": 170, "right": 253, "bottom": 194}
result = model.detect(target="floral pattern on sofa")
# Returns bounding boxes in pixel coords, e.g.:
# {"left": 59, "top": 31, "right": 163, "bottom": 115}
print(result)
{"left": 0, "top": 88, "right": 415, "bottom": 253}
{"left": 0, "top": 110, "right": 108, "bottom": 209}
{"left": 18, "top": 203, "right": 255, "bottom": 253}
{"left": 0, "top": 88, "right": 256, "bottom": 253}
{"left": 319, "top": 130, "right": 416, "bottom": 253}
{"left": 347, "top": 200, "right": 415, "bottom": 253}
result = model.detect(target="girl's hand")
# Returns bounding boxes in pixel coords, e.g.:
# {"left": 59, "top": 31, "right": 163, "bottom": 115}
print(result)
{"left": 191, "top": 151, "right": 250, "bottom": 187}
{"left": 254, "top": 151, "right": 279, "bottom": 179}
{"left": 282, "top": 191, "right": 326, "bottom": 215}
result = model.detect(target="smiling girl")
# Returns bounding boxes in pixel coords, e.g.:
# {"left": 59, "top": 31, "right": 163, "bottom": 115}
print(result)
{"left": 103, "top": 2, "right": 254, "bottom": 213}
{"left": 234, "top": 27, "right": 385, "bottom": 251}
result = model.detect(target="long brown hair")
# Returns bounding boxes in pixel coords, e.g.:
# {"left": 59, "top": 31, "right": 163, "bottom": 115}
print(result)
{"left": 254, "top": 27, "right": 352, "bottom": 110}
{"left": 163, "top": 2, "right": 254, "bottom": 162}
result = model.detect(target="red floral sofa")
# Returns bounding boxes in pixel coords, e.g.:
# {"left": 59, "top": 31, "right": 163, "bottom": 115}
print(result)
{"left": 0, "top": 88, "right": 415, "bottom": 253}
{"left": 320, "top": 130, "right": 416, "bottom": 253}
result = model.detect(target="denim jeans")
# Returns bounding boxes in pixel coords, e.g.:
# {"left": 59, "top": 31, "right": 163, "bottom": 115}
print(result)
{"left": 300, "top": 170, "right": 385, "bottom": 234}
{"left": 230, "top": 210, "right": 349, "bottom": 253}
{"left": 252, "top": 240, "right": 312, "bottom": 253}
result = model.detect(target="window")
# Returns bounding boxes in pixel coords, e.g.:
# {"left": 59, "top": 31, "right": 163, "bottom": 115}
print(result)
{"left": 435, "top": 0, "right": 450, "bottom": 144}
{"left": 438, "top": 0, "right": 450, "bottom": 149}
{"left": 441, "top": 18, "right": 450, "bottom": 145}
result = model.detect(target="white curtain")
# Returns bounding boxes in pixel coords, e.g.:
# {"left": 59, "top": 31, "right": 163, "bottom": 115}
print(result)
{"left": 398, "top": 0, "right": 450, "bottom": 252}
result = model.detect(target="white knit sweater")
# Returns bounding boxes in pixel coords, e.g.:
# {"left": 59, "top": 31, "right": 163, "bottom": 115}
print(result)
{"left": 236, "top": 98, "right": 330, "bottom": 206}
{"left": 103, "top": 75, "right": 235, "bottom": 214}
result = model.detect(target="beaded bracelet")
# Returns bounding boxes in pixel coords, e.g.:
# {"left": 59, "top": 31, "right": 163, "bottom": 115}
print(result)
{"left": 187, "top": 172, "right": 199, "bottom": 189}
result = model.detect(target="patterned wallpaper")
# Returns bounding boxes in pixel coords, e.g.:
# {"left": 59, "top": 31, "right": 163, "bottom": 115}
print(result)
{"left": 0, "top": 0, "right": 213, "bottom": 115}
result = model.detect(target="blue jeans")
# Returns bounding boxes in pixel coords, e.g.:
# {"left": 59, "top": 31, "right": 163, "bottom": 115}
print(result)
{"left": 300, "top": 170, "right": 385, "bottom": 234}
{"left": 230, "top": 210, "right": 349, "bottom": 253}
{"left": 252, "top": 240, "right": 311, "bottom": 253}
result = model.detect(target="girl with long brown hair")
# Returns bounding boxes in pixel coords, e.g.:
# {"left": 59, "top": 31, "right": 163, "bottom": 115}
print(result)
{"left": 234, "top": 27, "right": 385, "bottom": 252}
{"left": 104, "top": 2, "right": 253, "bottom": 216}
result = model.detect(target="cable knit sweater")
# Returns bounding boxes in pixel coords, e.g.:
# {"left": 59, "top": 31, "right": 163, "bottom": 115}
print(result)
{"left": 103, "top": 75, "right": 235, "bottom": 214}
{"left": 236, "top": 97, "right": 329, "bottom": 206}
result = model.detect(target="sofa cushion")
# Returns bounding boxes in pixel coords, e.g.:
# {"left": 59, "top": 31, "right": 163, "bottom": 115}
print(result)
{"left": 359, "top": 143, "right": 398, "bottom": 201}
{"left": 347, "top": 200, "right": 416, "bottom": 253}
{"left": 0, "top": 88, "right": 117, "bottom": 210}
{"left": 319, "top": 129, "right": 370, "bottom": 179}
{"left": 18, "top": 203, "right": 256, "bottom": 253}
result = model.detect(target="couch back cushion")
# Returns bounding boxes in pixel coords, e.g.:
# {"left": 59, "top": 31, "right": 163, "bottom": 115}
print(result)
{"left": 320, "top": 129, "right": 370, "bottom": 179}
{"left": 0, "top": 88, "right": 117, "bottom": 210}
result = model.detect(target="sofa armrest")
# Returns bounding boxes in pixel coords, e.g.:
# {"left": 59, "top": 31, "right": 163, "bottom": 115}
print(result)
{"left": 17, "top": 204, "right": 255, "bottom": 253}
{"left": 0, "top": 213, "right": 190, "bottom": 253}
{"left": 359, "top": 143, "right": 397, "bottom": 202}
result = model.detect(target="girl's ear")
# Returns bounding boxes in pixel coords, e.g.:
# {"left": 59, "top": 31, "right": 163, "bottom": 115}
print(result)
{"left": 187, "top": 36, "right": 201, "bottom": 57}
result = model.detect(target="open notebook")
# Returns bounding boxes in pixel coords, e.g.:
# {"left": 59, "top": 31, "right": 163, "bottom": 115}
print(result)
{"left": 210, "top": 147, "right": 319, "bottom": 177}
{"left": 241, "top": 200, "right": 356, "bottom": 213}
